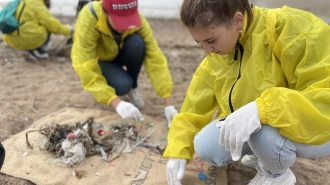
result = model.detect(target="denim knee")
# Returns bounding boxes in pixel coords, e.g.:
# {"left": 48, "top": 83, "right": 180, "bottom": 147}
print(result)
{"left": 194, "top": 131, "right": 209, "bottom": 163}
{"left": 98, "top": 61, "right": 133, "bottom": 96}
{"left": 194, "top": 132, "right": 222, "bottom": 166}
{"left": 194, "top": 119, "right": 232, "bottom": 167}
{"left": 114, "top": 80, "right": 132, "bottom": 96}
{"left": 123, "top": 33, "right": 145, "bottom": 56}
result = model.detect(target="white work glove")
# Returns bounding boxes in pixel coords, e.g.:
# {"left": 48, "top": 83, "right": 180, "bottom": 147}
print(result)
{"left": 66, "top": 24, "right": 74, "bottom": 35}
{"left": 165, "top": 106, "right": 178, "bottom": 128}
{"left": 217, "top": 101, "right": 261, "bottom": 161}
{"left": 166, "top": 158, "right": 186, "bottom": 185}
{"left": 115, "top": 101, "right": 144, "bottom": 121}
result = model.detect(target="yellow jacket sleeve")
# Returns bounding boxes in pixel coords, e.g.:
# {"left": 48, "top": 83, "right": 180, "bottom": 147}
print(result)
{"left": 256, "top": 6, "right": 330, "bottom": 145}
{"left": 163, "top": 58, "right": 219, "bottom": 160}
{"left": 137, "top": 16, "right": 173, "bottom": 98}
{"left": 33, "top": 0, "right": 70, "bottom": 35}
{"left": 71, "top": 5, "right": 117, "bottom": 105}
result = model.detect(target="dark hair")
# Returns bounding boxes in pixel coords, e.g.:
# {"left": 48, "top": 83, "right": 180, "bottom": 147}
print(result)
{"left": 102, "top": 6, "right": 109, "bottom": 15}
{"left": 180, "top": 0, "right": 253, "bottom": 30}
{"left": 44, "top": 0, "right": 50, "bottom": 9}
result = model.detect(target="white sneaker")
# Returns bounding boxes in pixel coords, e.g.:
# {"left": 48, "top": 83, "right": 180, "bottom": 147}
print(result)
{"left": 248, "top": 168, "right": 296, "bottom": 185}
{"left": 241, "top": 154, "right": 258, "bottom": 169}
{"left": 127, "top": 88, "right": 144, "bottom": 109}
{"left": 27, "top": 50, "right": 49, "bottom": 60}
{"left": 28, "top": 52, "right": 38, "bottom": 61}
{"left": 37, "top": 52, "right": 49, "bottom": 59}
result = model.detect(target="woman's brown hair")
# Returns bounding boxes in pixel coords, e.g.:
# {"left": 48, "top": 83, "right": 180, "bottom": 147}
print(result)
{"left": 44, "top": 0, "right": 51, "bottom": 9}
{"left": 180, "top": 0, "right": 253, "bottom": 30}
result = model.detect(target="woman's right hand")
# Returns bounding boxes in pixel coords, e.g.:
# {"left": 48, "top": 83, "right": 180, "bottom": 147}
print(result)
{"left": 115, "top": 101, "right": 144, "bottom": 121}
{"left": 166, "top": 158, "right": 187, "bottom": 185}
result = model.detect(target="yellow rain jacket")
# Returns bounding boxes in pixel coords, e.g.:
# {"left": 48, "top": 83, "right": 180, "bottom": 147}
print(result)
{"left": 71, "top": 1, "right": 172, "bottom": 105}
{"left": 3, "top": 0, "right": 71, "bottom": 50}
{"left": 164, "top": 5, "right": 330, "bottom": 160}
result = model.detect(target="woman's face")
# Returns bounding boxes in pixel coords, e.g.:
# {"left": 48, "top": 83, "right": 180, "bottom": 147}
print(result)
{"left": 187, "top": 12, "right": 243, "bottom": 55}
{"left": 106, "top": 16, "right": 125, "bottom": 34}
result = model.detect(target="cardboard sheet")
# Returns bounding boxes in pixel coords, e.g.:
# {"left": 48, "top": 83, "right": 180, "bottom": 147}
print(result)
{"left": 2, "top": 108, "right": 227, "bottom": 185}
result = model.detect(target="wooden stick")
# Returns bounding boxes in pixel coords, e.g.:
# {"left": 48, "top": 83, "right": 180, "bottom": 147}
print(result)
{"left": 29, "top": 95, "right": 39, "bottom": 114}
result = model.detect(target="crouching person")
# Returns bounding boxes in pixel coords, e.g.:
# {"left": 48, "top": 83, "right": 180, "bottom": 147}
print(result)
{"left": 71, "top": 0, "right": 178, "bottom": 124}
{"left": 164, "top": 0, "right": 330, "bottom": 184}
{"left": 1, "top": 0, "right": 73, "bottom": 60}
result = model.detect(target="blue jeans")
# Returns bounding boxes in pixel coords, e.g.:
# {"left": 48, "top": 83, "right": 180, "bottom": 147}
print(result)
{"left": 194, "top": 118, "right": 330, "bottom": 178}
{"left": 99, "top": 33, "right": 145, "bottom": 96}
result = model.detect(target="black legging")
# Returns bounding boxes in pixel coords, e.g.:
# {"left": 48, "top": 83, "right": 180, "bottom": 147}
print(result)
{"left": 0, "top": 143, "right": 5, "bottom": 169}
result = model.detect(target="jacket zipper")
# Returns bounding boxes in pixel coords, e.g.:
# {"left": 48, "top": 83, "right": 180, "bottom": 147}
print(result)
{"left": 228, "top": 41, "right": 244, "bottom": 113}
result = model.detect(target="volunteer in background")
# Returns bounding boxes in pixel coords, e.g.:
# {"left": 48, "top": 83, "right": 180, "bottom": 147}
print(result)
{"left": 164, "top": 0, "right": 330, "bottom": 184}
{"left": 71, "top": 0, "right": 178, "bottom": 124}
{"left": 2, "top": 0, "right": 73, "bottom": 60}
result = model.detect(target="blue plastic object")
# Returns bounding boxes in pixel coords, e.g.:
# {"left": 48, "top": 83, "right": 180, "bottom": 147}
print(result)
{"left": 198, "top": 172, "right": 206, "bottom": 180}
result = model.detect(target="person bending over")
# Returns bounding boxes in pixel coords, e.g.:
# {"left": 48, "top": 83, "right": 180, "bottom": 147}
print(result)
{"left": 71, "top": 0, "right": 178, "bottom": 124}
{"left": 164, "top": 0, "right": 330, "bottom": 184}
{"left": 2, "top": 0, "right": 73, "bottom": 60}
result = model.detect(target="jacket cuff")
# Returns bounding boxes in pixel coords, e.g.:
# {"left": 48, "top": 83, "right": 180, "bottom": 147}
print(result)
{"left": 61, "top": 25, "right": 71, "bottom": 36}
{"left": 256, "top": 97, "right": 268, "bottom": 124}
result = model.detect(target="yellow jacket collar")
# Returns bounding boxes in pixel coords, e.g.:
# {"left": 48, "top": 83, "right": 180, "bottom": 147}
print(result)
{"left": 96, "top": 12, "right": 112, "bottom": 37}
{"left": 239, "top": 6, "right": 255, "bottom": 45}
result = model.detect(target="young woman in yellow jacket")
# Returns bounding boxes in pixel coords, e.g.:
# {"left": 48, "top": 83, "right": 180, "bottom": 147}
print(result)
{"left": 71, "top": 0, "right": 178, "bottom": 125}
{"left": 2, "top": 0, "right": 72, "bottom": 60}
{"left": 164, "top": 0, "right": 330, "bottom": 184}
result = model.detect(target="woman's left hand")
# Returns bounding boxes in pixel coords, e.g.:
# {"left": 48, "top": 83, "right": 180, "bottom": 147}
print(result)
{"left": 165, "top": 106, "right": 178, "bottom": 128}
{"left": 216, "top": 101, "right": 261, "bottom": 161}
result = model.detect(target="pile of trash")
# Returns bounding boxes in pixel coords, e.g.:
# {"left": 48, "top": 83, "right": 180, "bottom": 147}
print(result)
{"left": 25, "top": 117, "right": 163, "bottom": 167}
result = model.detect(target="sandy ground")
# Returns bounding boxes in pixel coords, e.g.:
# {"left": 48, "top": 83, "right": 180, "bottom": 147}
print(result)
{"left": 1, "top": 5, "right": 330, "bottom": 185}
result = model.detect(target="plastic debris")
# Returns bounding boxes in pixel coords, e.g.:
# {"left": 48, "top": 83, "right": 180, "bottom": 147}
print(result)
{"left": 124, "top": 169, "right": 148, "bottom": 183}
{"left": 25, "top": 117, "right": 161, "bottom": 167}
{"left": 15, "top": 145, "right": 28, "bottom": 157}
{"left": 198, "top": 172, "right": 206, "bottom": 180}
{"left": 72, "top": 170, "right": 88, "bottom": 179}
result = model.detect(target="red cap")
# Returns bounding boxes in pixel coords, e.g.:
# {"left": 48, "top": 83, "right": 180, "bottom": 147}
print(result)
{"left": 103, "top": 0, "right": 141, "bottom": 31}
